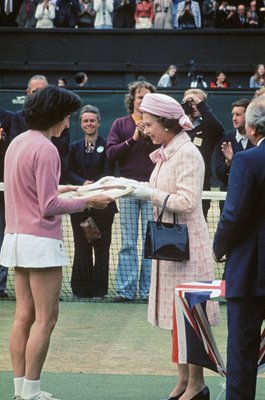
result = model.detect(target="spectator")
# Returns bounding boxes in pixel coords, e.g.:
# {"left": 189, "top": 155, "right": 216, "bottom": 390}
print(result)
{"left": 57, "top": 76, "right": 67, "bottom": 87}
{"left": 246, "top": 0, "right": 259, "bottom": 28}
{"left": 135, "top": 0, "right": 154, "bottom": 29}
{"left": 202, "top": 0, "right": 217, "bottom": 28}
{"left": 126, "top": 93, "right": 220, "bottom": 400}
{"left": 16, "top": 0, "right": 37, "bottom": 27}
{"left": 66, "top": 105, "right": 118, "bottom": 298}
{"left": 256, "top": 0, "right": 265, "bottom": 27}
{"left": 75, "top": 71, "right": 88, "bottom": 87}
{"left": 35, "top": 0, "right": 56, "bottom": 28}
{"left": 78, "top": 0, "right": 95, "bottom": 28}
{"left": 215, "top": 98, "right": 253, "bottom": 212}
{"left": 249, "top": 63, "right": 265, "bottom": 88}
{"left": 93, "top": 0, "right": 113, "bottom": 29}
{"left": 112, "top": 0, "right": 136, "bottom": 28}
{"left": 233, "top": 4, "right": 249, "bottom": 28}
{"left": 10, "top": 75, "right": 70, "bottom": 184}
{"left": 182, "top": 88, "right": 224, "bottom": 218}
{"left": 153, "top": 0, "right": 173, "bottom": 29}
{"left": 55, "top": 0, "right": 81, "bottom": 27}
{"left": 213, "top": 95, "right": 265, "bottom": 400}
{"left": 0, "top": 109, "right": 12, "bottom": 299}
{"left": 0, "top": 0, "right": 22, "bottom": 26}
{"left": 215, "top": 0, "right": 237, "bottom": 28}
{"left": 106, "top": 80, "right": 157, "bottom": 302}
{"left": 0, "top": 86, "right": 112, "bottom": 400}
{"left": 174, "top": 0, "right": 201, "bottom": 29}
{"left": 157, "top": 64, "right": 177, "bottom": 88}
{"left": 210, "top": 70, "right": 229, "bottom": 88}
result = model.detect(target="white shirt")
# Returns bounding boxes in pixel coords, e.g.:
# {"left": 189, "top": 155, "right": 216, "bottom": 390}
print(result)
{"left": 235, "top": 130, "right": 248, "bottom": 149}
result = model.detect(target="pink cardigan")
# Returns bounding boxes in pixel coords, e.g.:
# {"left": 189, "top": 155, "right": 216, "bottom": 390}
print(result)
{"left": 4, "top": 130, "right": 86, "bottom": 240}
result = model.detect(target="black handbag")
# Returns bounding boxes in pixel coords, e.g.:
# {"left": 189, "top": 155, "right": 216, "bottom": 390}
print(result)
{"left": 144, "top": 194, "right": 190, "bottom": 262}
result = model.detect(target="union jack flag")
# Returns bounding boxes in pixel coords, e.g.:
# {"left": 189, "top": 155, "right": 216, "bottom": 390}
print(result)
{"left": 172, "top": 280, "right": 265, "bottom": 377}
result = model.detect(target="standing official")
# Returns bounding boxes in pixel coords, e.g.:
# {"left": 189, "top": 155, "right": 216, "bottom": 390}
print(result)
{"left": 213, "top": 96, "right": 265, "bottom": 400}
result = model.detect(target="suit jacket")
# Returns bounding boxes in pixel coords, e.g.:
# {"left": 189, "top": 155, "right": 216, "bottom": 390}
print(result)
{"left": 215, "top": 129, "right": 254, "bottom": 191}
{"left": 213, "top": 140, "right": 265, "bottom": 298}
{"left": 66, "top": 135, "right": 117, "bottom": 214}
{"left": 187, "top": 101, "right": 224, "bottom": 190}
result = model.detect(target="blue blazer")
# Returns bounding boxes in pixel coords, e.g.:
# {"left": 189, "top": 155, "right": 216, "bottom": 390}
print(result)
{"left": 66, "top": 136, "right": 114, "bottom": 185}
{"left": 213, "top": 140, "right": 265, "bottom": 298}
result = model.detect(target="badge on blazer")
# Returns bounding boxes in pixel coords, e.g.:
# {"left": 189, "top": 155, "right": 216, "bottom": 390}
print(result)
{"left": 97, "top": 146, "right": 104, "bottom": 153}
{"left": 193, "top": 136, "right": 203, "bottom": 147}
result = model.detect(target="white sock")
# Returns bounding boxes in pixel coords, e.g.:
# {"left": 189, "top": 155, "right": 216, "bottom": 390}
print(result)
{"left": 21, "top": 378, "right": 41, "bottom": 399}
{"left": 14, "top": 377, "right": 24, "bottom": 396}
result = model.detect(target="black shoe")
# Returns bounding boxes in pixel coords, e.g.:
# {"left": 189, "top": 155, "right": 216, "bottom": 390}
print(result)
{"left": 0, "top": 291, "right": 8, "bottom": 298}
{"left": 190, "top": 386, "right": 210, "bottom": 400}
{"left": 113, "top": 296, "right": 133, "bottom": 303}
{"left": 162, "top": 391, "right": 185, "bottom": 400}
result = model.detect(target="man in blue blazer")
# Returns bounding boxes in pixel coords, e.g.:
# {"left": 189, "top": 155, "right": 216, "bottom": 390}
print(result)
{"left": 213, "top": 96, "right": 265, "bottom": 400}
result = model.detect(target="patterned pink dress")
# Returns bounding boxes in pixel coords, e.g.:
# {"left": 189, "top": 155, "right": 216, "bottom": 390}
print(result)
{"left": 147, "top": 131, "right": 220, "bottom": 329}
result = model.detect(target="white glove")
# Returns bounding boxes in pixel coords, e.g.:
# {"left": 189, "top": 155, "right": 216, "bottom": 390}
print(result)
{"left": 130, "top": 185, "right": 154, "bottom": 201}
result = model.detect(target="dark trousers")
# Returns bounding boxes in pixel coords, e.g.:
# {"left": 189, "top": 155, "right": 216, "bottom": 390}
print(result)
{"left": 226, "top": 297, "right": 265, "bottom": 400}
{"left": 70, "top": 208, "right": 115, "bottom": 297}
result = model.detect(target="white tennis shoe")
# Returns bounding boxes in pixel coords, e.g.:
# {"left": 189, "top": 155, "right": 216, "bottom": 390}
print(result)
{"left": 22, "top": 392, "right": 61, "bottom": 400}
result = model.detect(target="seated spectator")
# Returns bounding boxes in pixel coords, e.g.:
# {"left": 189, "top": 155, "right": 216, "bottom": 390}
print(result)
{"left": 112, "top": 0, "right": 136, "bottom": 28}
{"left": 174, "top": 0, "right": 201, "bottom": 29}
{"left": 78, "top": 0, "right": 95, "bottom": 28}
{"left": 249, "top": 63, "right": 265, "bottom": 88}
{"left": 16, "top": 0, "right": 37, "bottom": 28}
{"left": 210, "top": 70, "right": 229, "bottom": 88}
{"left": 93, "top": 0, "right": 113, "bottom": 29}
{"left": 157, "top": 64, "right": 177, "bottom": 87}
{"left": 75, "top": 71, "right": 88, "bottom": 87}
{"left": 135, "top": 0, "right": 154, "bottom": 29}
{"left": 57, "top": 76, "right": 67, "bottom": 86}
{"left": 0, "top": 0, "right": 22, "bottom": 26}
{"left": 202, "top": 0, "right": 217, "bottom": 28}
{"left": 35, "top": 0, "right": 56, "bottom": 28}
{"left": 56, "top": 0, "right": 81, "bottom": 27}
{"left": 153, "top": 0, "right": 173, "bottom": 29}
{"left": 246, "top": 0, "right": 259, "bottom": 28}
{"left": 215, "top": 0, "right": 237, "bottom": 28}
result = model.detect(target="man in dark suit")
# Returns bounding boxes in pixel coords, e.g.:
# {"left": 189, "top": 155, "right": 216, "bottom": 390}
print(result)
{"left": 182, "top": 88, "right": 224, "bottom": 218}
{"left": 10, "top": 74, "right": 70, "bottom": 183}
{"left": 213, "top": 96, "right": 265, "bottom": 400}
{"left": 0, "top": 0, "right": 22, "bottom": 26}
{"left": 215, "top": 98, "right": 253, "bottom": 212}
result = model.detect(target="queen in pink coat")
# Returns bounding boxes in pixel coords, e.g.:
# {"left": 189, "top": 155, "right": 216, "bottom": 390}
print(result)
{"left": 129, "top": 93, "right": 220, "bottom": 400}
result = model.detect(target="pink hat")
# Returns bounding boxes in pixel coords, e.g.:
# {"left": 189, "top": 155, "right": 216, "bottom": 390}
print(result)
{"left": 140, "top": 93, "right": 193, "bottom": 130}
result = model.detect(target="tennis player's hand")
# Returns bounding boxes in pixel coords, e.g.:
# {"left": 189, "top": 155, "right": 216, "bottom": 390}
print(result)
{"left": 85, "top": 194, "right": 114, "bottom": 209}
{"left": 58, "top": 185, "right": 79, "bottom": 194}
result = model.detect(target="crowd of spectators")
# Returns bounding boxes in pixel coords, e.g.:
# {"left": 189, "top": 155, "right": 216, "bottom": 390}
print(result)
{"left": 1, "top": 0, "right": 265, "bottom": 29}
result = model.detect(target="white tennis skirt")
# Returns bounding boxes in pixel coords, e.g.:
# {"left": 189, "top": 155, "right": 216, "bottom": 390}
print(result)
{"left": 0, "top": 233, "right": 68, "bottom": 268}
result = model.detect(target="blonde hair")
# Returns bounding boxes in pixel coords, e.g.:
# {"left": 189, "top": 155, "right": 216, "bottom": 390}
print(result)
{"left": 184, "top": 88, "right": 207, "bottom": 100}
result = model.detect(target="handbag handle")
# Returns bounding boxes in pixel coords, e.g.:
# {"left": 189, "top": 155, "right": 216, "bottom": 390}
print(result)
{"left": 157, "top": 194, "right": 177, "bottom": 224}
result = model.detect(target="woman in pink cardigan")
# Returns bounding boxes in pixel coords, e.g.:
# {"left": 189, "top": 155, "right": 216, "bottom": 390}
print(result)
{"left": 0, "top": 86, "right": 113, "bottom": 400}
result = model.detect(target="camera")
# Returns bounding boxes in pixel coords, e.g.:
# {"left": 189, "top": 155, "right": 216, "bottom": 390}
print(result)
{"left": 181, "top": 100, "right": 193, "bottom": 115}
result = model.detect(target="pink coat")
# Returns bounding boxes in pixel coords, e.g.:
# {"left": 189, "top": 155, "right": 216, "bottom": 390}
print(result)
{"left": 147, "top": 131, "right": 220, "bottom": 329}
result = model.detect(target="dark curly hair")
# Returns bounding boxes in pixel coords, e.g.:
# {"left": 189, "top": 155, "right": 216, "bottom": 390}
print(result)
{"left": 125, "top": 81, "right": 156, "bottom": 114}
{"left": 24, "top": 85, "right": 81, "bottom": 130}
